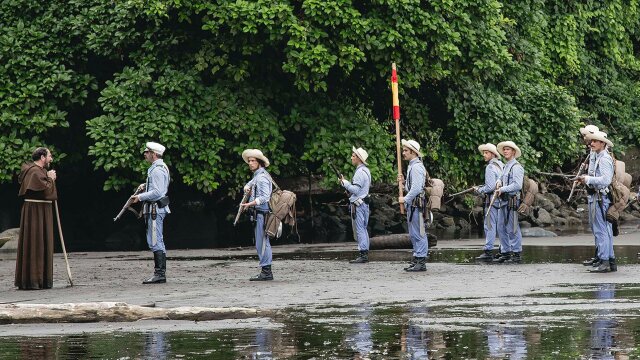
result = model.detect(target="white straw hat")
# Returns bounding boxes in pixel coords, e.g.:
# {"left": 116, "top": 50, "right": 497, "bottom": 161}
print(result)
{"left": 579, "top": 124, "right": 599, "bottom": 137}
{"left": 242, "top": 149, "right": 270, "bottom": 167}
{"left": 585, "top": 131, "right": 613, "bottom": 148}
{"left": 477, "top": 143, "right": 500, "bottom": 158}
{"left": 352, "top": 146, "right": 368, "bottom": 165}
{"left": 401, "top": 139, "right": 423, "bottom": 157}
{"left": 144, "top": 142, "right": 165, "bottom": 156}
{"left": 497, "top": 141, "right": 522, "bottom": 159}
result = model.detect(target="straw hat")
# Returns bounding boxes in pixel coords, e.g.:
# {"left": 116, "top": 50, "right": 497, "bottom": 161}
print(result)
{"left": 585, "top": 131, "right": 613, "bottom": 148}
{"left": 401, "top": 139, "right": 423, "bottom": 157}
{"left": 477, "top": 143, "right": 500, "bottom": 158}
{"left": 497, "top": 141, "right": 522, "bottom": 159}
{"left": 144, "top": 142, "right": 165, "bottom": 156}
{"left": 352, "top": 146, "right": 369, "bottom": 165}
{"left": 242, "top": 149, "right": 270, "bottom": 167}
{"left": 579, "top": 124, "right": 599, "bottom": 137}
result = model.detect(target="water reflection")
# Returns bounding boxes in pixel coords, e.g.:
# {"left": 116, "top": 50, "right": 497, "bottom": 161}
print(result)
{"left": 2, "top": 295, "right": 640, "bottom": 359}
{"left": 590, "top": 283, "right": 616, "bottom": 359}
{"left": 486, "top": 325, "right": 527, "bottom": 359}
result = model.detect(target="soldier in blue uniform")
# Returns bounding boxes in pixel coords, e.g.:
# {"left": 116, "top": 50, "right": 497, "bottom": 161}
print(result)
{"left": 131, "top": 142, "right": 171, "bottom": 284}
{"left": 474, "top": 143, "right": 504, "bottom": 261}
{"left": 576, "top": 131, "right": 615, "bottom": 273}
{"left": 340, "top": 147, "right": 372, "bottom": 263}
{"left": 240, "top": 149, "right": 274, "bottom": 281}
{"left": 397, "top": 139, "right": 428, "bottom": 272}
{"left": 494, "top": 141, "right": 524, "bottom": 264}
{"left": 579, "top": 125, "right": 601, "bottom": 267}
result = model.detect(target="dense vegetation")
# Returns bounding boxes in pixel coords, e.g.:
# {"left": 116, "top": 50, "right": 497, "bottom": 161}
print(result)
{"left": 1, "top": 0, "right": 639, "bottom": 193}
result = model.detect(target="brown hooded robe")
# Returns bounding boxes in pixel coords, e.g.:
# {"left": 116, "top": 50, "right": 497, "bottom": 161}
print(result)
{"left": 15, "top": 163, "right": 57, "bottom": 290}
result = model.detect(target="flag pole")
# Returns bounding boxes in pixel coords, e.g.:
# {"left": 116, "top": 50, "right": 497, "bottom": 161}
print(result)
{"left": 391, "top": 63, "right": 405, "bottom": 214}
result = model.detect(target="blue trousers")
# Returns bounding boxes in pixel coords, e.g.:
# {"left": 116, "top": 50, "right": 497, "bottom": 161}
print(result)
{"left": 588, "top": 197, "right": 614, "bottom": 260}
{"left": 255, "top": 213, "right": 272, "bottom": 267}
{"left": 407, "top": 207, "right": 428, "bottom": 258}
{"left": 351, "top": 203, "right": 370, "bottom": 251}
{"left": 496, "top": 200, "right": 522, "bottom": 253}
{"left": 483, "top": 204, "right": 500, "bottom": 251}
{"left": 146, "top": 212, "right": 166, "bottom": 253}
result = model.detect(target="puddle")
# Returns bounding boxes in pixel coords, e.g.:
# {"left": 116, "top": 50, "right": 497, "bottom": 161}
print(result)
{"left": 2, "top": 298, "right": 639, "bottom": 359}
{"left": 160, "top": 245, "right": 640, "bottom": 265}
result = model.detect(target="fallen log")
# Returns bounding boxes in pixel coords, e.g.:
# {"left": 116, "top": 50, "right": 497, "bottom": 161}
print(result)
{"left": 370, "top": 233, "right": 437, "bottom": 250}
{"left": 0, "top": 302, "right": 273, "bottom": 324}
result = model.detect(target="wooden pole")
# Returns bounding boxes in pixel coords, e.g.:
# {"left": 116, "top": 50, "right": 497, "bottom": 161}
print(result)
{"left": 392, "top": 63, "right": 405, "bottom": 214}
{"left": 54, "top": 201, "right": 73, "bottom": 286}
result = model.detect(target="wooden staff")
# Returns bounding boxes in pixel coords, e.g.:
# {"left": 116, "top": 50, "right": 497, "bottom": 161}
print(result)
{"left": 391, "top": 63, "right": 405, "bottom": 214}
{"left": 54, "top": 201, "right": 74, "bottom": 286}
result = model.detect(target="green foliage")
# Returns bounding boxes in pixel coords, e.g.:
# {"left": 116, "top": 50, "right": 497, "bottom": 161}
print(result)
{"left": 2, "top": 0, "right": 640, "bottom": 192}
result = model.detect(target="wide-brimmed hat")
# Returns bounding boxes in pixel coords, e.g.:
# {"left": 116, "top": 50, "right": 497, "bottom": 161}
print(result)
{"left": 242, "top": 149, "right": 270, "bottom": 167}
{"left": 579, "top": 124, "right": 599, "bottom": 137}
{"left": 585, "top": 131, "right": 613, "bottom": 148}
{"left": 497, "top": 141, "right": 522, "bottom": 159}
{"left": 144, "top": 141, "right": 165, "bottom": 156}
{"left": 477, "top": 143, "right": 500, "bottom": 158}
{"left": 352, "top": 146, "right": 369, "bottom": 165}
{"left": 401, "top": 139, "right": 423, "bottom": 157}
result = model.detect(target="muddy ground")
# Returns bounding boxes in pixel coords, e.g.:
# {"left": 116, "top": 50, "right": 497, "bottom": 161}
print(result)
{"left": 1, "top": 233, "right": 639, "bottom": 314}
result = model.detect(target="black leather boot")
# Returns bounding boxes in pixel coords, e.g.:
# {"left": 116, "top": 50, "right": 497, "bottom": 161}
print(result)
{"left": 475, "top": 250, "right": 493, "bottom": 261}
{"left": 349, "top": 250, "right": 369, "bottom": 264}
{"left": 143, "top": 251, "right": 167, "bottom": 284}
{"left": 404, "top": 257, "right": 426, "bottom": 272}
{"left": 590, "top": 260, "right": 611, "bottom": 273}
{"left": 511, "top": 252, "right": 522, "bottom": 264}
{"left": 609, "top": 258, "right": 617, "bottom": 272}
{"left": 583, "top": 248, "right": 599, "bottom": 266}
{"left": 250, "top": 265, "right": 274, "bottom": 281}
{"left": 493, "top": 252, "right": 512, "bottom": 264}
{"left": 404, "top": 256, "right": 417, "bottom": 270}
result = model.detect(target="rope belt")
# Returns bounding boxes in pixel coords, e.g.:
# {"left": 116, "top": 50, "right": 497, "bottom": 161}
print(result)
{"left": 24, "top": 199, "right": 52, "bottom": 203}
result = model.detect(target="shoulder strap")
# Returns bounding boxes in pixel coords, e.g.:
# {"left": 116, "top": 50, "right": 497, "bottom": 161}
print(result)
{"left": 264, "top": 172, "right": 280, "bottom": 191}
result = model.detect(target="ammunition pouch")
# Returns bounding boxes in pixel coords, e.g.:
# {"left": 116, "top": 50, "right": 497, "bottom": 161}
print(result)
{"left": 156, "top": 196, "right": 170, "bottom": 208}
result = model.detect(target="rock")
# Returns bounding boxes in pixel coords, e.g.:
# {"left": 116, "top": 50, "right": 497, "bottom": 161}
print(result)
{"left": 519, "top": 221, "right": 531, "bottom": 228}
{"left": 533, "top": 208, "right": 553, "bottom": 225}
{"left": 545, "top": 193, "right": 564, "bottom": 208}
{"left": 535, "top": 194, "right": 555, "bottom": 212}
{"left": 566, "top": 216, "right": 582, "bottom": 225}
{"left": 441, "top": 217, "right": 455, "bottom": 227}
{"left": 457, "top": 218, "right": 470, "bottom": 229}
{"left": 620, "top": 212, "right": 638, "bottom": 221}
{"left": 553, "top": 216, "right": 568, "bottom": 226}
{"left": 521, "top": 227, "right": 557, "bottom": 237}
{"left": 0, "top": 228, "right": 19, "bottom": 252}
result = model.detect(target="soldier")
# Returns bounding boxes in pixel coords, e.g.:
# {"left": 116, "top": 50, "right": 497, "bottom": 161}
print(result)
{"left": 578, "top": 124, "right": 601, "bottom": 267}
{"left": 340, "top": 147, "right": 372, "bottom": 263}
{"left": 131, "top": 142, "right": 171, "bottom": 284}
{"left": 474, "top": 144, "right": 504, "bottom": 261}
{"left": 576, "top": 131, "right": 615, "bottom": 273}
{"left": 397, "top": 139, "right": 428, "bottom": 272}
{"left": 494, "top": 141, "right": 524, "bottom": 264}
{"left": 240, "top": 149, "right": 274, "bottom": 281}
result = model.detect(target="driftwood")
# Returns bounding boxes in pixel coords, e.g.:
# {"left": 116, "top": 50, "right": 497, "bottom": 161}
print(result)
{"left": 370, "top": 233, "right": 437, "bottom": 250}
{"left": 0, "top": 302, "right": 273, "bottom": 324}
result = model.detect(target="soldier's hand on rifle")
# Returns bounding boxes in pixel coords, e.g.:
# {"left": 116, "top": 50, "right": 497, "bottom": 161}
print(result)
{"left": 47, "top": 170, "right": 57, "bottom": 181}
{"left": 397, "top": 174, "right": 405, "bottom": 186}
{"left": 137, "top": 183, "right": 145, "bottom": 192}
{"left": 575, "top": 175, "right": 586, "bottom": 184}
{"left": 472, "top": 186, "right": 480, "bottom": 194}
{"left": 398, "top": 196, "right": 405, "bottom": 204}
{"left": 130, "top": 195, "right": 140, "bottom": 204}
{"left": 240, "top": 200, "right": 255, "bottom": 209}
{"left": 243, "top": 185, "right": 251, "bottom": 194}
{"left": 339, "top": 175, "right": 346, "bottom": 186}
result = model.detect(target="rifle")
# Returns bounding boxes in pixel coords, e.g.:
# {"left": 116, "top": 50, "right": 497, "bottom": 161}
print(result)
{"left": 233, "top": 190, "right": 251, "bottom": 226}
{"left": 484, "top": 190, "right": 500, "bottom": 230}
{"left": 329, "top": 162, "right": 343, "bottom": 178}
{"left": 113, "top": 187, "right": 143, "bottom": 221}
{"left": 535, "top": 171, "right": 573, "bottom": 178}
{"left": 567, "top": 156, "right": 589, "bottom": 202}
{"left": 449, "top": 187, "right": 477, "bottom": 198}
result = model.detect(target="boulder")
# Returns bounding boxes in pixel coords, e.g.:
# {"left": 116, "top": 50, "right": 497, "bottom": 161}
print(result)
{"left": 0, "top": 228, "right": 19, "bottom": 252}
{"left": 535, "top": 194, "right": 555, "bottom": 212}
{"left": 533, "top": 208, "right": 553, "bottom": 225}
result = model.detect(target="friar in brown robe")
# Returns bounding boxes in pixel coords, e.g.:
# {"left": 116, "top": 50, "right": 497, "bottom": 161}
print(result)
{"left": 15, "top": 147, "right": 57, "bottom": 290}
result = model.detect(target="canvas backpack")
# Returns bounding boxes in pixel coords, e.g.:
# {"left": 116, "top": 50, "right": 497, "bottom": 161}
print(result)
{"left": 264, "top": 175, "right": 298, "bottom": 240}
{"left": 606, "top": 155, "right": 631, "bottom": 230}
